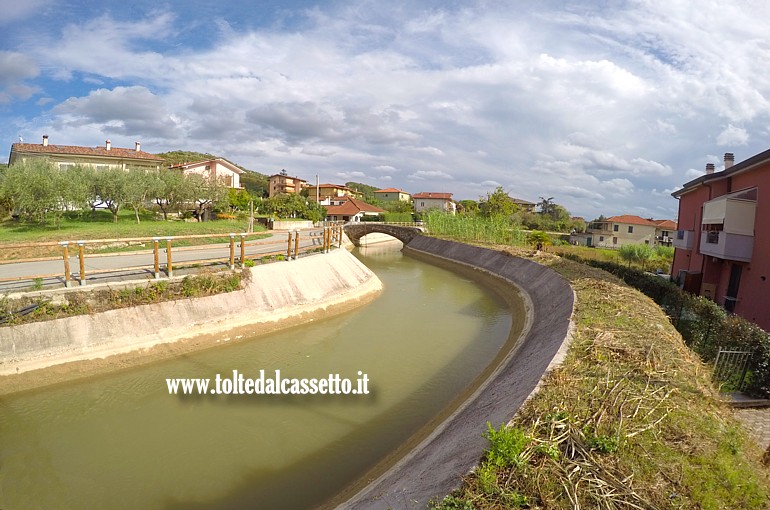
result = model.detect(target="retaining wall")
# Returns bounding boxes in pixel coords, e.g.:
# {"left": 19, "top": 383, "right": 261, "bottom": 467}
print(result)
{"left": 0, "top": 249, "right": 382, "bottom": 375}
{"left": 338, "top": 236, "right": 574, "bottom": 510}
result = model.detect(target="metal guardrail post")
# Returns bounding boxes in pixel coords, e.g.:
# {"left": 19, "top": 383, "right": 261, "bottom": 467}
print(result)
{"left": 240, "top": 233, "right": 246, "bottom": 267}
{"left": 229, "top": 233, "right": 236, "bottom": 270}
{"left": 77, "top": 241, "right": 86, "bottom": 286}
{"left": 60, "top": 241, "right": 72, "bottom": 287}
{"left": 166, "top": 237, "right": 173, "bottom": 277}
{"left": 294, "top": 229, "right": 300, "bottom": 259}
{"left": 153, "top": 238, "right": 160, "bottom": 278}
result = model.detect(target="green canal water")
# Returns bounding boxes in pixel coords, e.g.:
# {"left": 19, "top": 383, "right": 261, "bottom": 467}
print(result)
{"left": 0, "top": 242, "right": 522, "bottom": 509}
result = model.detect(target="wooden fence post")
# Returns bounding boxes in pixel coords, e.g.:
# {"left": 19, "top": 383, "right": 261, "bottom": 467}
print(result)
{"left": 294, "top": 229, "right": 300, "bottom": 259}
{"left": 240, "top": 233, "right": 246, "bottom": 267}
{"left": 229, "top": 233, "right": 235, "bottom": 270}
{"left": 287, "top": 231, "right": 293, "bottom": 260}
{"left": 78, "top": 241, "right": 86, "bottom": 286}
{"left": 60, "top": 241, "right": 72, "bottom": 287}
{"left": 166, "top": 237, "right": 173, "bottom": 277}
{"left": 153, "top": 238, "right": 160, "bottom": 279}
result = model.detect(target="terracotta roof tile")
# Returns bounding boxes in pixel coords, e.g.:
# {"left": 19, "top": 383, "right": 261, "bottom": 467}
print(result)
{"left": 11, "top": 142, "right": 164, "bottom": 161}
{"left": 325, "top": 197, "right": 385, "bottom": 215}
{"left": 374, "top": 188, "right": 408, "bottom": 193}
{"left": 605, "top": 215, "right": 658, "bottom": 226}
{"left": 413, "top": 192, "right": 453, "bottom": 199}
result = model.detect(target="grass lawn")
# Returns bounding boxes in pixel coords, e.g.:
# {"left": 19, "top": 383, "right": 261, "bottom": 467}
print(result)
{"left": 0, "top": 210, "right": 268, "bottom": 260}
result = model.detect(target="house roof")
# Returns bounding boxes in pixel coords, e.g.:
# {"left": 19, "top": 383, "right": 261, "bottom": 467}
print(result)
{"left": 10, "top": 141, "right": 164, "bottom": 161}
{"left": 374, "top": 188, "right": 409, "bottom": 194}
{"left": 605, "top": 215, "right": 658, "bottom": 227}
{"left": 510, "top": 197, "right": 535, "bottom": 206}
{"left": 672, "top": 147, "right": 770, "bottom": 198}
{"left": 413, "top": 192, "right": 453, "bottom": 199}
{"left": 169, "top": 158, "right": 244, "bottom": 174}
{"left": 325, "top": 197, "right": 385, "bottom": 215}
{"left": 652, "top": 219, "right": 677, "bottom": 229}
{"left": 269, "top": 173, "right": 306, "bottom": 181}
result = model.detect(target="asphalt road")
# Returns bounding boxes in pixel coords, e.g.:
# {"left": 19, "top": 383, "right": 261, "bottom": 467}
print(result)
{"left": 0, "top": 231, "right": 328, "bottom": 293}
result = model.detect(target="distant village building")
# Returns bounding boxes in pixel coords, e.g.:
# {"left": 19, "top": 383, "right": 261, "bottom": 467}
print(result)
{"left": 373, "top": 188, "right": 411, "bottom": 202}
{"left": 268, "top": 170, "right": 307, "bottom": 197}
{"left": 413, "top": 192, "right": 456, "bottom": 214}
{"left": 325, "top": 197, "right": 384, "bottom": 222}
{"left": 306, "top": 183, "right": 361, "bottom": 201}
{"left": 510, "top": 197, "right": 536, "bottom": 213}
{"left": 169, "top": 158, "right": 244, "bottom": 189}
{"left": 571, "top": 215, "right": 676, "bottom": 248}
{"left": 8, "top": 135, "right": 163, "bottom": 171}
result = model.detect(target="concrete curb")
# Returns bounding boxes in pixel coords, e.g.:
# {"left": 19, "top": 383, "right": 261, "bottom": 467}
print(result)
{"left": 336, "top": 237, "right": 575, "bottom": 509}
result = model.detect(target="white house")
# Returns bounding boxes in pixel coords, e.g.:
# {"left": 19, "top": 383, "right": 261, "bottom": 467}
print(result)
{"left": 169, "top": 158, "right": 244, "bottom": 189}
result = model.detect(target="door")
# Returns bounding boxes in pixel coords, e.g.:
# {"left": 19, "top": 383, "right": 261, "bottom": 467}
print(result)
{"left": 725, "top": 264, "right": 742, "bottom": 313}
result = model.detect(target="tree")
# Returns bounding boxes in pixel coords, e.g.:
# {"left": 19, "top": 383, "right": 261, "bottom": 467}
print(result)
{"left": 227, "top": 188, "right": 252, "bottom": 212}
{"left": 479, "top": 187, "right": 517, "bottom": 218}
{"left": 2, "top": 159, "right": 61, "bottom": 224}
{"left": 94, "top": 168, "right": 130, "bottom": 223}
{"left": 459, "top": 199, "right": 479, "bottom": 215}
{"left": 538, "top": 196, "right": 555, "bottom": 217}
{"left": 124, "top": 167, "right": 154, "bottom": 224}
{"left": 187, "top": 174, "right": 229, "bottom": 221}
{"left": 152, "top": 169, "right": 191, "bottom": 220}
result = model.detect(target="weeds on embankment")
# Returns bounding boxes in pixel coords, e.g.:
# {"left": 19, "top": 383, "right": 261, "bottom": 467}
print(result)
{"left": 431, "top": 246, "right": 770, "bottom": 510}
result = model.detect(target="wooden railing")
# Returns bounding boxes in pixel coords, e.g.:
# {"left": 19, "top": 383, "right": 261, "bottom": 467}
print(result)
{"left": 0, "top": 225, "right": 346, "bottom": 290}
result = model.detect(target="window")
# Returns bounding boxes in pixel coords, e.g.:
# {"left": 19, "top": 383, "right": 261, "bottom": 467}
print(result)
{"left": 676, "top": 230, "right": 685, "bottom": 240}
{"left": 599, "top": 236, "right": 604, "bottom": 242}
{"left": 94, "top": 165, "right": 109, "bottom": 171}
{"left": 628, "top": 226, "right": 634, "bottom": 233}
{"left": 613, "top": 237, "right": 618, "bottom": 245}
{"left": 613, "top": 224, "right": 619, "bottom": 232}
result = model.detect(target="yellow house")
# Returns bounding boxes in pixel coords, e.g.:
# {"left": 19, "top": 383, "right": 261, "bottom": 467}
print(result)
{"left": 8, "top": 135, "right": 163, "bottom": 170}
{"left": 373, "top": 188, "right": 411, "bottom": 202}
{"left": 306, "top": 183, "right": 362, "bottom": 200}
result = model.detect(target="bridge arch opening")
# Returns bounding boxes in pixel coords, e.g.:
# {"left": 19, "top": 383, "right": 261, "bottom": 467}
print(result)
{"left": 342, "top": 224, "right": 425, "bottom": 247}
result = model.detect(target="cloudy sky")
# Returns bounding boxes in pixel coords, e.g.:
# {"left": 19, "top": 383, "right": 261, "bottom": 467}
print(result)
{"left": 2, "top": 0, "right": 770, "bottom": 220}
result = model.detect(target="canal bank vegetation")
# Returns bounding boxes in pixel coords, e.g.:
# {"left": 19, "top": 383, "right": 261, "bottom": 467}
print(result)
{"left": 429, "top": 243, "right": 770, "bottom": 509}
{"left": 0, "top": 270, "right": 245, "bottom": 327}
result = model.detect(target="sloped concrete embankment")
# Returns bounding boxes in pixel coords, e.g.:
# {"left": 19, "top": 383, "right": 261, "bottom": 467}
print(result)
{"left": 340, "top": 236, "right": 574, "bottom": 510}
{"left": 0, "top": 249, "right": 382, "bottom": 376}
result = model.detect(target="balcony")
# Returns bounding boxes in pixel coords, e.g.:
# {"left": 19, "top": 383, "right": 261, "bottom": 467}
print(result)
{"left": 699, "top": 230, "right": 754, "bottom": 262}
{"left": 672, "top": 229, "right": 694, "bottom": 250}
{"left": 699, "top": 190, "right": 756, "bottom": 262}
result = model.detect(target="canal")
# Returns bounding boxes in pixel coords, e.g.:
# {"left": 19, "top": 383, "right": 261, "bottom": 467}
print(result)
{"left": 0, "top": 242, "right": 525, "bottom": 509}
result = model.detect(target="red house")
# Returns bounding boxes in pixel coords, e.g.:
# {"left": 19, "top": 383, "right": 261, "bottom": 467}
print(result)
{"left": 672, "top": 151, "right": 770, "bottom": 330}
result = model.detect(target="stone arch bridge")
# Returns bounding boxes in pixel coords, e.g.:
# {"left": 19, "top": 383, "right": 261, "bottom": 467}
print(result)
{"left": 343, "top": 223, "right": 425, "bottom": 247}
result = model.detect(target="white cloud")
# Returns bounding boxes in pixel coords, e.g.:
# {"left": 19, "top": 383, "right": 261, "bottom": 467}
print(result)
{"left": 716, "top": 124, "right": 749, "bottom": 146}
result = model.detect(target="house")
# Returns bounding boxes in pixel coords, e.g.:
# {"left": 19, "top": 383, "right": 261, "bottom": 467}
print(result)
{"left": 169, "top": 158, "right": 244, "bottom": 189}
{"left": 671, "top": 151, "right": 770, "bottom": 330}
{"left": 413, "top": 192, "right": 456, "bottom": 214}
{"left": 511, "top": 197, "right": 537, "bottom": 213}
{"left": 575, "top": 215, "right": 662, "bottom": 248}
{"left": 268, "top": 171, "right": 307, "bottom": 197}
{"left": 373, "top": 188, "right": 411, "bottom": 202}
{"left": 8, "top": 135, "right": 163, "bottom": 171}
{"left": 653, "top": 219, "right": 677, "bottom": 246}
{"left": 324, "top": 197, "right": 385, "bottom": 222}
{"left": 306, "top": 183, "right": 362, "bottom": 201}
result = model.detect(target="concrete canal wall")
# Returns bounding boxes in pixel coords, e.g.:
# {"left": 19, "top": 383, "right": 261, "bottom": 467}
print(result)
{"left": 0, "top": 249, "right": 382, "bottom": 376}
{"left": 339, "top": 236, "right": 575, "bottom": 510}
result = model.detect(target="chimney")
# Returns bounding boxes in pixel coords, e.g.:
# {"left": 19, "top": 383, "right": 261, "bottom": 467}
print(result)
{"left": 42, "top": 135, "right": 49, "bottom": 147}
{"left": 135, "top": 141, "right": 141, "bottom": 152}
{"left": 724, "top": 152, "right": 734, "bottom": 169}
{"left": 105, "top": 139, "right": 111, "bottom": 151}
{"left": 706, "top": 163, "right": 715, "bottom": 174}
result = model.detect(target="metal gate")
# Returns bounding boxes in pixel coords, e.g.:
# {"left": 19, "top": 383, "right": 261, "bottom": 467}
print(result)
{"left": 713, "top": 347, "right": 752, "bottom": 391}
